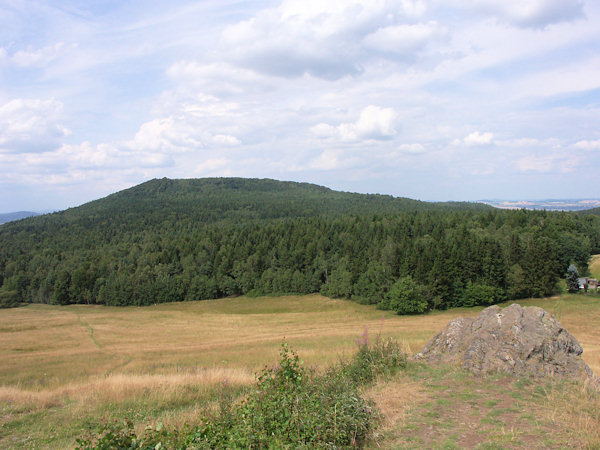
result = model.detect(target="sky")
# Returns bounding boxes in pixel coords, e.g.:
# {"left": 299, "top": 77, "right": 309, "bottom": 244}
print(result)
{"left": 1, "top": 0, "right": 599, "bottom": 212}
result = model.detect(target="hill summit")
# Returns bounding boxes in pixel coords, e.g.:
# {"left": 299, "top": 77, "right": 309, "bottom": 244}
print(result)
{"left": 50, "top": 177, "right": 488, "bottom": 225}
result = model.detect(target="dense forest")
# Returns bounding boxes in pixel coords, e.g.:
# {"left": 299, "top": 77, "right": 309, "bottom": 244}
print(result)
{"left": 580, "top": 206, "right": 600, "bottom": 216}
{"left": 1, "top": 178, "right": 599, "bottom": 313}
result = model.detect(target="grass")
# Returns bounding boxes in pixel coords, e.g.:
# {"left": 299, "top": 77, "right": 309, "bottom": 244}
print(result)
{"left": 590, "top": 254, "right": 600, "bottom": 279}
{"left": 1, "top": 293, "right": 599, "bottom": 448}
{"left": 368, "top": 362, "right": 600, "bottom": 449}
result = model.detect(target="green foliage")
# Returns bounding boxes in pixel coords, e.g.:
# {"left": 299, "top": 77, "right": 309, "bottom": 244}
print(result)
{"left": 75, "top": 419, "right": 190, "bottom": 450}
{"left": 352, "top": 261, "right": 393, "bottom": 305}
{"left": 1, "top": 177, "right": 599, "bottom": 310}
{"left": 196, "top": 343, "right": 376, "bottom": 448}
{"left": 320, "top": 258, "right": 353, "bottom": 299}
{"left": 0, "top": 288, "right": 20, "bottom": 308}
{"left": 76, "top": 340, "right": 407, "bottom": 449}
{"left": 506, "top": 264, "right": 528, "bottom": 299}
{"left": 461, "top": 282, "right": 506, "bottom": 307}
{"left": 342, "top": 328, "right": 407, "bottom": 384}
{"left": 566, "top": 264, "right": 580, "bottom": 293}
{"left": 75, "top": 419, "right": 138, "bottom": 449}
{"left": 384, "top": 276, "right": 429, "bottom": 315}
{"left": 51, "top": 270, "right": 72, "bottom": 305}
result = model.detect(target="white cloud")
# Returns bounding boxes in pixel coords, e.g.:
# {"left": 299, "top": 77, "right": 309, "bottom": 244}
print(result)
{"left": 312, "top": 105, "right": 397, "bottom": 142}
{"left": 0, "top": 98, "right": 70, "bottom": 153}
{"left": 445, "top": 0, "right": 585, "bottom": 28}
{"left": 11, "top": 43, "right": 65, "bottom": 67}
{"left": 21, "top": 141, "right": 173, "bottom": 171}
{"left": 363, "top": 22, "right": 442, "bottom": 55}
{"left": 515, "top": 155, "right": 552, "bottom": 172}
{"left": 308, "top": 149, "right": 344, "bottom": 170}
{"left": 212, "top": 134, "right": 241, "bottom": 146}
{"left": 463, "top": 131, "right": 494, "bottom": 146}
{"left": 398, "top": 143, "right": 426, "bottom": 154}
{"left": 166, "top": 61, "right": 274, "bottom": 97}
{"left": 132, "top": 117, "right": 201, "bottom": 152}
{"left": 195, "top": 158, "right": 231, "bottom": 175}
{"left": 500, "top": 138, "right": 540, "bottom": 147}
{"left": 310, "top": 123, "right": 338, "bottom": 139}
{"left": 131, "top": 105, "right": 242, "bottom": 153}
{"left": 219, "top": 0, "right": 435, "bottom": 79}
{"left": 1, "top": 0, "right": 600, "bottom": 210}
{"left": 573, "top": 139, "right": 600, "bottom": 151}
{"left": 514, "top": 152, "right": 579, "bottom": 173}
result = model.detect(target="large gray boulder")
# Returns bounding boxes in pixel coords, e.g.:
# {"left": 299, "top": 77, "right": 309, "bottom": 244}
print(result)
{"left": 415, "top": 304, "right": 595, "bottom": 380}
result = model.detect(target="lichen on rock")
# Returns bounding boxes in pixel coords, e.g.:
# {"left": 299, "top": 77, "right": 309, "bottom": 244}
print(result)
{"left": 415, "top": 304, "right": 595, "bottom": 380}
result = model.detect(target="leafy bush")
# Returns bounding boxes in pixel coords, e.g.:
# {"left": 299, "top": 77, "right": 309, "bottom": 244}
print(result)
{"left": 383, "top": 276, "right": 429, "bottom": 315}
{"left": 0, "top": 288, "right": 20, "bottom": 308}
{"left": 194, "top": 343, "right": 377, "bottom": 448}
{"left": 343, "top": 329, "right": 407, "bottom": 384}
{"left": 76, "top": 339, "right": 407, "bottom": 449}
{"left": 461, "top": 282, "right": 506, "bottom": 307}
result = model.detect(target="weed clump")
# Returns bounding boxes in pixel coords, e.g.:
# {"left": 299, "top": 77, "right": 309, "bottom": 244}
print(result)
{"left": 76, "top": 337, "right": 407, "bottom": 449}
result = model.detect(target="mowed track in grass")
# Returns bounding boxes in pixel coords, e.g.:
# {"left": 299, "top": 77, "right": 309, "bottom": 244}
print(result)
{"left": 1, "top": 293, "right": 599, "bottom": 448}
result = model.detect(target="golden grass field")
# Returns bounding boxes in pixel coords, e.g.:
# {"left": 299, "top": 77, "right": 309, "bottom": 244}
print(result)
{"left": 1, "top": 292, "right": 599, "bottom": 448}
{"left": 590, "top": 253, "right": 600, "bottom": 279}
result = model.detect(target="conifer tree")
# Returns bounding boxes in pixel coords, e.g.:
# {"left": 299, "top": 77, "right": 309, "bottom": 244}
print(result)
{"left": 566, "top": 264, "right": 580, "bottom": 294}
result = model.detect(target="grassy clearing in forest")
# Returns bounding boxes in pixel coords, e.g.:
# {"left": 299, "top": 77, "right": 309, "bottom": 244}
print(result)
{"left": 1, "top": 293, "right": 599, "bottom": 448}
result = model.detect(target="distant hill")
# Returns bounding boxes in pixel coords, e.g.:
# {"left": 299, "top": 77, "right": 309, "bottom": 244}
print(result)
{"left": 1, "top": 177, "right": 598, "bottom": 309}
{"left": 1, "top": 177, "right": 489, "bottom": 241}
{"left": 0, "top": 211, "right": 39, "bottom": 225}
{"left": 51, "top": 177, "right": 491, "bottom": 226}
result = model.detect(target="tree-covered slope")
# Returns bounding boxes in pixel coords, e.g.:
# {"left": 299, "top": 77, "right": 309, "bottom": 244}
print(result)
{"left": 1, "top": 177, "right": 599, "bottom": 310}
{"left": 31, "top": 177, "right": 490, "bottom": 226}
{"left": 580, "top": 207, "right": 600, "bottom": 216}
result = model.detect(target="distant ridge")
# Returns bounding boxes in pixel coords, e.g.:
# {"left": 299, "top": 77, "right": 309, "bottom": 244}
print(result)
{"left": 46, "top": 177, "right": 491, "bottom": 226}
{"left": 480, "top": 199, "right": 600, "bottom": 212}
{"left": 0, "top": 211, "right": 39, "bottom": 225}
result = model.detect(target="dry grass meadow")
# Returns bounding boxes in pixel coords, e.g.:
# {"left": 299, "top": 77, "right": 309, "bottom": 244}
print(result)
{"left": 590, "top": 253, "right": 600, "bottom": 279}
{"left": 1, "top": 292, "right": 599, "bottom": 448}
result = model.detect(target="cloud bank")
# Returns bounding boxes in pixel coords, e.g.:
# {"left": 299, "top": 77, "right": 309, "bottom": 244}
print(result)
{"left": 0, "top": 0, "right": 599, "bottom": 210}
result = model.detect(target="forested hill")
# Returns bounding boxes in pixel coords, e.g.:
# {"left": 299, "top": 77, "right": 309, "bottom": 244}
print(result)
{"left": 29, "top": 177, "right": 490, "bottom": 228}
{"left": 1, "top": 177, "right": 599, "bottom": 310}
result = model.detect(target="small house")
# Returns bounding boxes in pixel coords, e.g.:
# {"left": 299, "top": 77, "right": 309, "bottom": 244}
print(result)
{"left": 578, "top": 277, "right": 599, "bottom": 291}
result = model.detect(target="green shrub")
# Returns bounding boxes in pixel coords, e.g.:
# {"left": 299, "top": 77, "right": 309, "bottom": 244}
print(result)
{"left": 76, "top": 340, "right": 407, "bottom": 449}
{"left": 343, "top": 329, "right": 407, "bottom": 384}
{"left": 462, "top": 282, "right": 506, "bottom": 307}
{"left": 385, "top": 276, "right": 429, "bottom": 315}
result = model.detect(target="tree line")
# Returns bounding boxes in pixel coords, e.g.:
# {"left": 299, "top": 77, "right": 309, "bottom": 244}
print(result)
{"left": 2, "top": 192, "right": 598, "bottom": 313}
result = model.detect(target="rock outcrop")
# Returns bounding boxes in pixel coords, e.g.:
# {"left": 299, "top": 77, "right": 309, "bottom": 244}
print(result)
{"left": 416, "top": 304, "right": 595, "bottom": 380}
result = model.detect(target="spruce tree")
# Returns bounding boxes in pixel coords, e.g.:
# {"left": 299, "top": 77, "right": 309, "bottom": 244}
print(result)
{"left": 566, "top": 264, "right": 580, "bottom": 293}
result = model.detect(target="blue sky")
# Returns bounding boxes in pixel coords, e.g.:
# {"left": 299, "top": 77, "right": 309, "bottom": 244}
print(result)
{"left": 1, "top": 0, "right": 599, "bottom": 211}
